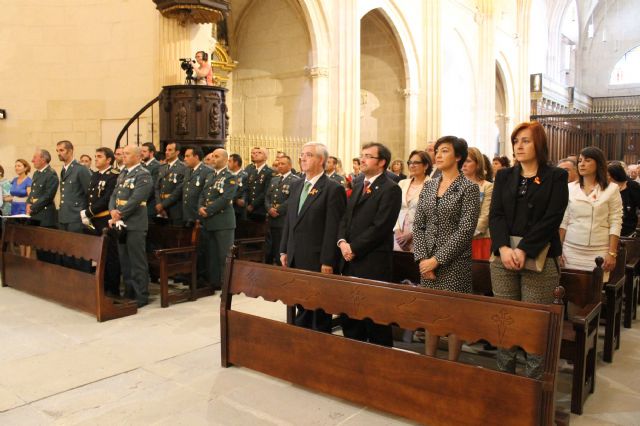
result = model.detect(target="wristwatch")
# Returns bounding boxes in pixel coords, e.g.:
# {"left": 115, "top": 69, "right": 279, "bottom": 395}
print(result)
{"left": 608, "top": 251, "right": 618, "bottom": 258}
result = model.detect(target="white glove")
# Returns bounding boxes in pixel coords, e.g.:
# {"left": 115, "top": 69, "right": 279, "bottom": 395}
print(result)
{"left": 115, "top": 220, "right": 127, "bottom": 230}
{"left": 80, "top": 210, "right": 92, "bottom": 227}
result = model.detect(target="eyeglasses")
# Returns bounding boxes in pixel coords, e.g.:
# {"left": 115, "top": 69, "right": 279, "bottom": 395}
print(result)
{"left": 360, "top": 154, "right": 380, "bottom": 160}
{"left": 299, "top": 152, "right": 315, "bottom": 159}
{"left": 407, "top": 161, "right": 424, "bottom": 166}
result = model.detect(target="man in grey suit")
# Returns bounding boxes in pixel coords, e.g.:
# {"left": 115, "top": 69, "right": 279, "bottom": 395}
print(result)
{"left": 155, "top": 142, "right": 186, "bottom": 225}
{"left": 27, "top": 149, "right": 60, "bottom": 264}
{"left": 198, "top": 148, "right": 238, "bottom": 290}
{"left": 264, "top": 155, "right": 299, "bottom": 265}
{"left": 141, "top": 142, "right": 161, "bottom": 220}
{"left": 109, "top": 145, "right": 154, "bottom": 307}
{"left": 56, "top": 140, "right": 92, "bottom": 233}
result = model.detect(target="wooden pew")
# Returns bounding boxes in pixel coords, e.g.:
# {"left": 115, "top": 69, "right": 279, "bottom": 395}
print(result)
{"left": 147, "top": 222, "right": 214, "bottom": 308}
{"left": 221, "top": 252, "right": 566, "bottom": 426}
{"left": 234, "top": 219, "right": 266, "bottom": 262}
{"left": 621, "top": 236, "right": 639, "bottom": 328}
{"left": 601, "top": 242, "right": 625, "bottom": 363}
{"left": 0, "top": 223, "right": 137, "bottom": 321}
{"left": 559, "top": 258, "right": 604, "bottom": 415}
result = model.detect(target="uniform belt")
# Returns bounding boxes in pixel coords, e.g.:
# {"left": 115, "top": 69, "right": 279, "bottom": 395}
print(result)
{"left": 160, "top": 194, "right": 171, "bottom": 199}
{"left": 30, "top": 198, "right": 38, "bottom": 203}
{"left": 13, "top": 196, "right": 27, "bottom": 203}
{"left": 116, "top": 200, "right": 147, "bottom": 207}
{"left": 93, "top": 211, "right": 110, "bottom": 218}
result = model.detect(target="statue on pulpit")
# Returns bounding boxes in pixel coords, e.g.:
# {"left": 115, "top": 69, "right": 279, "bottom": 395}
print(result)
{"left": 176, "top": 103, "right": 188, "bottom": 134}
{"left": 195, "top": 51, "right": 213, "bottom": 86}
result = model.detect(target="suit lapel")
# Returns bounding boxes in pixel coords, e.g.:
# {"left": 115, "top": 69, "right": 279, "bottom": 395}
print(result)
{"left": 61, "top": 160, "right": 76, "bottom": 182}
{"left": 356, "top": 174, "right": 388, "bottom": 206}
{"left": 295, "top": 174, "right": 326, "bottom": 225}
{"left": 525, "top": 164, "right": 550, "bottom": 202}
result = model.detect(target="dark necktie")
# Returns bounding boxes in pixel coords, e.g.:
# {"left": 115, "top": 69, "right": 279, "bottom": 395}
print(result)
{"left": 363, "top": 180, "right": 371, "bottom": 195}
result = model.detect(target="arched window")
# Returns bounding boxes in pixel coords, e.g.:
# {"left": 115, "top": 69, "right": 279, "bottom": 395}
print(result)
{"left": 610, "top": 46, "right": 640, "bottom": 85}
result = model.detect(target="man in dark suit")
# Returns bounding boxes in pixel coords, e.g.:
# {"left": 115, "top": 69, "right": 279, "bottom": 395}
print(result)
{"left": 109, "top": 145, "right": 154, "bottom": 307}
{"left": 280, "top": 142, "right": 347, "bottom": 332}
{"left": 264, "top": 154, "right": 299, "bottom": 265}
{"left": 82, "top": 147, "right": 121, "bottom": 297}
{"left": 155, "top": 142, "right": 186, "bottom": 225}
{"left": 337, "top": 142, "right": 402, "bottom": 346}
{"left": 27, "top": 149, "right": 59, "bottom": 263}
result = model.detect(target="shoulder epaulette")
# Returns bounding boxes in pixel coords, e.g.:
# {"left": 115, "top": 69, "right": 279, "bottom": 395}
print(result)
{"left": 111, "top": 169, "right": 120, "bottom": 175}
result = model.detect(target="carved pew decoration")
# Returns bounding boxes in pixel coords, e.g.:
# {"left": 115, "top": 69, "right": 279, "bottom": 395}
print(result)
{"left": 221, "top": 249, "right": 565, "bottom": 426}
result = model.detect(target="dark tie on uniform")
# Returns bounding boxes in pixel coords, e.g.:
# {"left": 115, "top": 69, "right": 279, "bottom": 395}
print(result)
{"left": 298, "top": 181, "right": 312, "bottom": 213}
{"left": 61, "top": 168, "right": 66, "bottom": 180}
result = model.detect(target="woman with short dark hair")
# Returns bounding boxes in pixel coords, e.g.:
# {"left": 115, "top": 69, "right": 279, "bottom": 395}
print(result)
{"left": 489, "top": 121, "right": 568, "bottom": 378}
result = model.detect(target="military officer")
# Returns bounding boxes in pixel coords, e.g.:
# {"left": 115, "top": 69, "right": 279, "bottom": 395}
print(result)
{"left": 245, "top": 147, "right": 272, "bottom": 222}
{"left": 56, "top": 140, "right": 92, "bottom": 233}
{"left": 109, "top": 145, "right": 153, "bottom": 307}
{"left": 82, "top": 147, "right": 121, "bottom": 297}
{"left": 325, "top": 155, "right": 346, "bottom": 186}
{"left": 155, "top": 141, "right": 186, "bottom": 225}
{"left": 264, "top": 155, "right": 299, "bottom": 265}
{"left": 182, "top": 146, "right": 213, "bottom": 226}
{"left": 141, "top": 142, "right": 161, "bottom": 220}
{"left": 113, "top": 146, "right": 125, "bottom": 172}
{"left": 26, "top": 149, "right": 60, "bottom": 263}
{"left": 228, "top": 153, "right": 247, "bottom": 222}
{"left": 198, "top": 148, "right": 238, "bottom": 290}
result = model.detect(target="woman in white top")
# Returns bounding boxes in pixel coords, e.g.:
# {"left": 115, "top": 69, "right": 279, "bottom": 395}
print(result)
{"left": 394, "top": 150, "right": 432, "bottom": 251}
{"left": 560, "top": 146, "right": 623, "bottom": 279}
{"left": 194, "top": 51, "right": 213, "bottom": 86}
{"left": 462, "top": 147, "right": 494, "bottom": 259}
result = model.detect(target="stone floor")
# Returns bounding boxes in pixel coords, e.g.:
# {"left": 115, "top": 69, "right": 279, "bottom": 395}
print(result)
{"left": 0, "top": 286, "right": 639, "bottom": 425}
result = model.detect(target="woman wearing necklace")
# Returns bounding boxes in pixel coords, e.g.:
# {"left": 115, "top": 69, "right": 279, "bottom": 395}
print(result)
{"left": 560, "top": 147, "right": 622, "bottom": 280}
{"left": 394, "top": 150, "right": 431, "bottom": 252}
{"left": 489, "top": 121, "right": 568, "bottom": 379}
{"left": 413, "top": 136, "right": 480, "bottom": 359}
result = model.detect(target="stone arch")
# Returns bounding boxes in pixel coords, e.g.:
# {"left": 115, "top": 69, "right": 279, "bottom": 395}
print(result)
{"left": 496, "top": 52, "right": 516, "bottom": 159}
{"left": 358, "top": 1, "right": 420, "bottom": 154}
{"left": 229, "top": 0, "right": 313, "bottom": 138}
{"left": 360, "top": 8, "right": 407, "bottom": 160}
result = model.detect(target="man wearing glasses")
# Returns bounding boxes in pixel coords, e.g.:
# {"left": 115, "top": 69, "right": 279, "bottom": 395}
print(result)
{"left": 337, "top": 142, "right": 402, "bottom": 346}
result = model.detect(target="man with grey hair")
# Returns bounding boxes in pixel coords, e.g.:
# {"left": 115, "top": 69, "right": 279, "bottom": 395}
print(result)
{"left": 280, "top": 141, "right": 346, "bottom": 332}
{"left": 27, "top": 149, "right": 59, "bottom": 263}
{"left": 245, "top": 146, "right": 273, "bottom": 222}
{"left": 109, "top": 145, "right": 154, "bottom": 307}
{"left": 557, "top": 158, "right": 578, "bottom": 183}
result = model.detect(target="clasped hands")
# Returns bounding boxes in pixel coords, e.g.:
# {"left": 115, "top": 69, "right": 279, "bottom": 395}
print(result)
{"left": 339, "top": 241, "right": 355, "bottom": 262}
{"left": 419, "top": 257, "right": 438, "bottom": 280}
{"left": 499, "top": 246, "right": 527, "bottom": 270}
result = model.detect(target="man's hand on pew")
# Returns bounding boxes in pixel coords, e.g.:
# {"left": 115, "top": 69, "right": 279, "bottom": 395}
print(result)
{"left": 321, "top": 264, "right": 333, "bottom": 274}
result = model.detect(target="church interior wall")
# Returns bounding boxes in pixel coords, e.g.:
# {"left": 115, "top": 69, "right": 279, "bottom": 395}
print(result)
{"left": 0, "top": 0, "right": 161, "bottom": 173}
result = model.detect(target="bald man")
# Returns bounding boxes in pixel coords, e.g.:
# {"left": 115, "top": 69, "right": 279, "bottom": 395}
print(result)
{"left": 109, "top": 145, "right": 154, "bottom": 307}
{"left": 198, "top": 148, "right": 238, "bottom": 290}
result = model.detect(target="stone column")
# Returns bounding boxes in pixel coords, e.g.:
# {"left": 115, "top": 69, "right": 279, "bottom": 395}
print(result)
{"left": 475, "top": 0, "right": 496, "bottom": 155}
{"left": 308, "top": 66, "right": 330, "bottom": 146}
{"left": 158, "top": 16, "right": 192, "bottom": 86}
{"left": 424, "top": 0, "right": 441, "bottom": 143}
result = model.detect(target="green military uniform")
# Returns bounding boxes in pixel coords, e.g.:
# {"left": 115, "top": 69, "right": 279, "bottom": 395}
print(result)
{"left": 27, "top": 165, "right": 59, "bottom": 227}
{"left": 232, "top": 169, "right": 248, "bottom": 222}
{"left": 109, "top": 164, "right": 153, "bottom": 307}
{"left": 155, "top": 159, "right": 186, "bottom": 225}
{"left": 182, "top": 162, "right": 213, "bottom": 225}
{"left": 85, "top": 167, "right": 121, "bottom": 296}
{"left": 327, "top": 172, "right": 346, "bottom": 186}
{"left": 245, "top": 164, "right": 273, "bottom": 222}
{"left": 264, "top": 172, "right": 300, "bottom": 264}
{"left": 58, "top": 159, "right": 92, "bottom": 232}
{"left": 198, "top": 167, "right": 238, "bottom": 289}
{"left": 143, "top": 158, "right": 161, "bottom": 219}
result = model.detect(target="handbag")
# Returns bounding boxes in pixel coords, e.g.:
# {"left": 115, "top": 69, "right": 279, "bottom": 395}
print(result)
{"left": 490, "top": 236, "right": 550, "bottom": 272}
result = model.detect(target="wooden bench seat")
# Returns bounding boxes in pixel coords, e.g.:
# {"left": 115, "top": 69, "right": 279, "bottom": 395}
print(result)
{"left": 1, "top": 223, "right": 137, "bottom": 321}
{"left": 147, "top": 222, "right": 214, "bottom": 308}
{"left": 222, "top": 250, "right": 566, "bottom": 425}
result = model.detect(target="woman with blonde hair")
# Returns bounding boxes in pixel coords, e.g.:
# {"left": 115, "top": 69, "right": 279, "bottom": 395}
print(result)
{"left": 462, "top": 147, "right": 493, "bottom": 259}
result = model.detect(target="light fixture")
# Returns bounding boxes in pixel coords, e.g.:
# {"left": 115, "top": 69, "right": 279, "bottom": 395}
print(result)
{"left": 0, "top": 109, "right": 6, "bottom": 119}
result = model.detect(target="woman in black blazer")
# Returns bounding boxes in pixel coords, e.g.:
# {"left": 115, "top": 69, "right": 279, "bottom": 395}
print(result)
{"left": 489, "top": 121, "right": 568, "bottom": 379}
